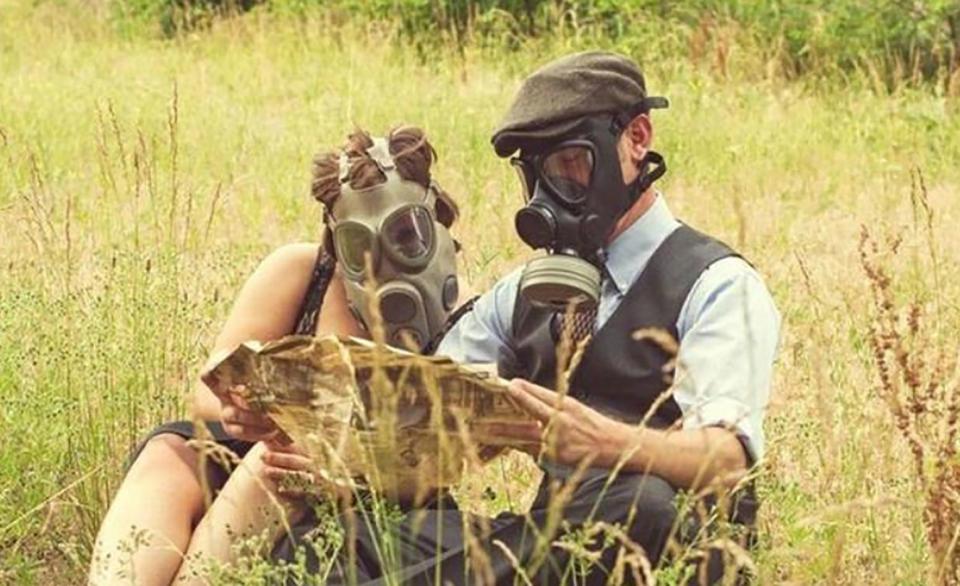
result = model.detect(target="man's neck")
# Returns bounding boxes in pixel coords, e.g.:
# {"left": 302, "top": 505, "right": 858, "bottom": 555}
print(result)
{"left": 607, "top": 188, "right": 657, "bottom": 245}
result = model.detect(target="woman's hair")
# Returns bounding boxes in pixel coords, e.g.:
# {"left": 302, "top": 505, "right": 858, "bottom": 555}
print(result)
{"left": 311, "top": 126, "right": 459, "bottom": 228}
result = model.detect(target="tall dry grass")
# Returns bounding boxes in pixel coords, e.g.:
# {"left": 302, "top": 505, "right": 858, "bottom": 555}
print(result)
{"left": 2, "top": 2, "right": 960, "bottom": 584}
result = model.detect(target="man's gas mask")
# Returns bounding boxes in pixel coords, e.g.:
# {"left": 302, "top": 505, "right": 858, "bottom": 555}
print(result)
{"left": 326, "top": 137, "right": 459, "bottom": 351}
{"left": 510, "top": 114, "right": 667, "bottom": 311}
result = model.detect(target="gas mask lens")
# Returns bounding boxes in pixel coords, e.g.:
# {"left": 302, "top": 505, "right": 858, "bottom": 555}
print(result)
{"left": 335, "top": 222, "right": 376, "bottom": 274}
{"left": 383, "top": 205, "right": 434, "bottom": 264}
{"left": 511, "top": 144, "right": 595, "bottom": 206}
{"left": 511, "top": 158, "right": 536, "bottom": 202}
{"left": 541, "top": 145, "right": 594, "bottom": 204}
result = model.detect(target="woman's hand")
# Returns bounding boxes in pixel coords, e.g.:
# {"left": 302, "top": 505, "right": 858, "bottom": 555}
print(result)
{"left": 260, "top": 441, "right": 317, "bottom": 499}
{"left": 201, "top": 362, "right": 280, "bottom": 443}
{"left": 219, "top": 389, "right": 281, "bottom": 442}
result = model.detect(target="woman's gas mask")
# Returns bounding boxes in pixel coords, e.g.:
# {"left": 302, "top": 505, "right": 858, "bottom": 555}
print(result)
{"left": 326, "top": 138, "right": 459, "bottom": 351}
{"left": 510, "top": 114, "right": 667, "bottom": 311}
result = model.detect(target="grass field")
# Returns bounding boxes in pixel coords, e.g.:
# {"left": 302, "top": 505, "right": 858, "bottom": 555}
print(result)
{"left": 2, "top": 1, "right": 960, "bottom": 584}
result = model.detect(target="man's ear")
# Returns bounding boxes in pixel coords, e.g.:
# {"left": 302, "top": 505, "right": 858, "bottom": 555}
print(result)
{"left": 624, "top": 113, "right": 653, "bottom": 164}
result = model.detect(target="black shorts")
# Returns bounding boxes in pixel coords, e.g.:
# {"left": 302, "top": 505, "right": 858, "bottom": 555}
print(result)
{"left": 128, "top": 420, "right": 256, "bottom": 493}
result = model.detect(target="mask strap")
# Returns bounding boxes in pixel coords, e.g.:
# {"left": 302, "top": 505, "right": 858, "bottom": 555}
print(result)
{"left": 365, "top": 137, "right": 396, "bottom": 175}
{"left": 634, "top": 150, "right": 667, "bottom": 197}
{"left": 338, "top": 136, "right": 396, "bottom": 184}
{"left": 338, "top": 152, "right": 351, "bottom": 184}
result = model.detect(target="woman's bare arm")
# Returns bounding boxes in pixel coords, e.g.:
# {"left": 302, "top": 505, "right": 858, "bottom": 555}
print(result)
{"left": 191, "top": 243, "right": 361, "bottom": 420}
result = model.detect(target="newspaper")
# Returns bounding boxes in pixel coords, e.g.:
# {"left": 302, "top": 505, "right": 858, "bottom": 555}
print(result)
{"left": 207, "top": 335, "right": 536, "bottom": 498}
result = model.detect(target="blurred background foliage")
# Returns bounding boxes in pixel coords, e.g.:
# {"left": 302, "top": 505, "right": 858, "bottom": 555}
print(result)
{"left": 115, "top": 0, "right": 960, "bottom": 91}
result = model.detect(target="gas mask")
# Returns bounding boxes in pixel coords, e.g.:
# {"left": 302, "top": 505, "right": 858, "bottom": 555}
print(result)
{"left": 326, "top": 137, "right": 459, "bottom": 351}
{"left": 510, "top": 115, "right": 666, "bottom": 311}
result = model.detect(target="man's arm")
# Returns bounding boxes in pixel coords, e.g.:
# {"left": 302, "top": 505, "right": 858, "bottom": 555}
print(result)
{"left": 671, "top": 258, "right": 781, "bottom": 465}
{"left": 503, "top": 379, "right": 748, "bottom": 490}
{"left": 613, "top": 423, "right": 748, "bottom": 489}
{"left": 434, "top": 267, "right": 522, "bottom": 364}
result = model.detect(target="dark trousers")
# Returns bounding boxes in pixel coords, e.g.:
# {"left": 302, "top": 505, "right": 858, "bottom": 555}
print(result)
{"left": 273, "top": 467, "right": 755, "bottom": 585}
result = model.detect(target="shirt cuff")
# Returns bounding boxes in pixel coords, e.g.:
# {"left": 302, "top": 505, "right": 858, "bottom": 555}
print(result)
{"left": 703, "top": 422, "right": 758, "bottom": 467}
{"left": 683, "top": 396, "right": 761, "bottom": 466}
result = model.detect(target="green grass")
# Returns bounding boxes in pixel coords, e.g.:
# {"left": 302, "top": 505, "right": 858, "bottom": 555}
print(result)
{"left": 2, "top": 1, "right": 960, "bottom": 584}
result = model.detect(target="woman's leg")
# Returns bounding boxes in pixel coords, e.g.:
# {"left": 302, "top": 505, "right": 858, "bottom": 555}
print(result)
{"left": 89, "top": 434, "right": 206, "bottom": 586}
{"left": 173, "top": 442, "right": 307, "bottom": 585}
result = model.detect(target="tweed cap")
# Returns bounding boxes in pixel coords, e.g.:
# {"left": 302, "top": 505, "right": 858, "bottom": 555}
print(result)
{"left": 491, "top": 51, "right": 668, "bottom": 157}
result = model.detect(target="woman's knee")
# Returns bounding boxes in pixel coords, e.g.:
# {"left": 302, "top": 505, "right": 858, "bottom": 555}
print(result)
{"left": 125, "top": 433, "right": 202, "bottom": 491}
{"left": 98, "top": 433, "right": 209, "bottom": 532}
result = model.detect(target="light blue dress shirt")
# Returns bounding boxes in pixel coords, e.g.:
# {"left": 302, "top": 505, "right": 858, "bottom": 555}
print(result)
{"left": 436, "top": 195, "right": 781, "bottom": 461}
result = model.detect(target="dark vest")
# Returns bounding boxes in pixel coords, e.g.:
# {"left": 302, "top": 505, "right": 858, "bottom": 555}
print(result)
{"left": 498, "top": 225, "right": 739, "bottom": 429}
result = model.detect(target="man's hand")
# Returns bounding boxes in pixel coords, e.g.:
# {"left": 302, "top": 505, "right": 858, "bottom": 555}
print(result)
{"left": 201, "top": 365, "right": 280, "bottom": 443}
{"left": 501, "top": 378, "right": 629, "bottom": 468}
{"left": 499, "top": 379, "right": 749, "bottom": 490}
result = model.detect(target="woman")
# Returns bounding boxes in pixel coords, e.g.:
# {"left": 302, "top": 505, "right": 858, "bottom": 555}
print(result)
{"left": 89, "top": 125, "right": 464, "bottom": 586}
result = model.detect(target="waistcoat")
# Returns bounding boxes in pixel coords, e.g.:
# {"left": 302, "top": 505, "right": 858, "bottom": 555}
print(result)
{"left": 498, "top": 224, "right": 739, "bottom": 429}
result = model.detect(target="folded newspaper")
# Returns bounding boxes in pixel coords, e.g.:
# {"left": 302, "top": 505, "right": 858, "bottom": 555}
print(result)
{"left": 207, "top": 335, "right": 536, "bottom": 497}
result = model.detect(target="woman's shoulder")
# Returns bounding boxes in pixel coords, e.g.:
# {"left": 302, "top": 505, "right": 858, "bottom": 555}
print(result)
{"left": 256, "top": 242, "right": 345, "bottom": 338}
{"left": 240, "top": 243, "right": 328, "bottom": 302}
{"left": 257, "top": 242, "right": 324, "bottom": 275}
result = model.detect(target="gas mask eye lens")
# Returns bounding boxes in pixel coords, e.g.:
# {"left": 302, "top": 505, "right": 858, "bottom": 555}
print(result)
{"left": 334, "top": 223, "right": 376, "bottom": 274}
{"left": 510, "top": 158, "right": 535, "bottom": 202}
{"left": 384, "top": 206, "right": 434, "bottom": 262}
{"left": 541, "top": 145, "right": 594, "bottom": 204}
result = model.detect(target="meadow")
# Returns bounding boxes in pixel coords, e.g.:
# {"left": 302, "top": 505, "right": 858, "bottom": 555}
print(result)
{"left": 2, "top": 1, "right": 960, "bottom": 583}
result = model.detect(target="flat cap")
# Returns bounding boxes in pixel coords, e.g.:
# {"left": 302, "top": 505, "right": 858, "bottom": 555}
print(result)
{"left": 491, "top": 51, "right": 668, "bottom": 157}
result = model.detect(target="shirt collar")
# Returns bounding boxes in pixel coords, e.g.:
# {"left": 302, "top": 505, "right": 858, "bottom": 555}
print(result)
{"left": 603, "top": 194, "right": 681, "bottom": 294}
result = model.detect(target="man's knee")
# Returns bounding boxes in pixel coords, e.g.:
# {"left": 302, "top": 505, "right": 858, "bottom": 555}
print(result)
{"left": 603, "top": 473, "right": 677, "bottom": 521}
{"left": 602, "top": 473, "right": 678, "bottom": 561}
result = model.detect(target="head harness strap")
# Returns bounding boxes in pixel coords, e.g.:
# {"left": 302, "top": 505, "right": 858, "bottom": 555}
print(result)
{"left": 366, "top": 137, "right": 396, "bottom": 174}
{"left": 337, "top": 152, "right": 351, "bottom": 184}
{"left": 337, "top": 136, "right": 398, "bottom": 185}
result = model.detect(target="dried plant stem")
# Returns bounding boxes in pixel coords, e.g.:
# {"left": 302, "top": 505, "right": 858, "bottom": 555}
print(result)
{"left": 860, "top": 224, "right": 960, "bottom": 583}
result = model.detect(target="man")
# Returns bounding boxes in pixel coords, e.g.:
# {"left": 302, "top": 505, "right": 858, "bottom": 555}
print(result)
{"left": 435, "top": 50, "right": 779, "bottom": 582}
{"left": 279, "top": 51, "right": 780, "bottom": 584}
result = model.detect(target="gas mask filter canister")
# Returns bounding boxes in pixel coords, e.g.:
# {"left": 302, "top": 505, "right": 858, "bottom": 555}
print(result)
{"left": 327, "top": 137, "right": 459, "bottom": 351}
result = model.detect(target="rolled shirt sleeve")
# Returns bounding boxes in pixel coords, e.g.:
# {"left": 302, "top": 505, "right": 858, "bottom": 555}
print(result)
{"left": 673, "top": 257, "right": 781, "bottom": 463}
